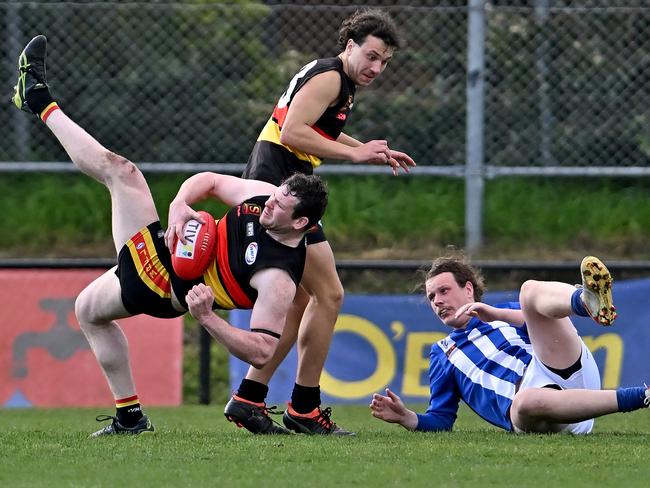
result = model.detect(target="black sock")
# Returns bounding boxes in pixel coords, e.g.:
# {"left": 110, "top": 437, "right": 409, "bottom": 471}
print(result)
{"left": 236, "top": 379, "right": 269, "bottom": 404}
{"left": 116, "top": 403, "right": 143, "bottom": 428}
{"left": 26, "top": 87, "right": 54, "bottom": 116}
{"left": 291, "top": 383, "right": 321, "bottom": 414}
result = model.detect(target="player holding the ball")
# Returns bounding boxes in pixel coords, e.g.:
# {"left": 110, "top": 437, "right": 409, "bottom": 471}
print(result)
{"left": 12, "top": 35, "right": 327, "bottom": 437}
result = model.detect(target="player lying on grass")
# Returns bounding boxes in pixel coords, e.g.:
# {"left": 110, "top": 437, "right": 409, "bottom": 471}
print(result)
{"left": 12, "top": 35, "right": 327, "bottom": 437}
{"left": 371, "top": 255, "right": 649, "bottom": 433}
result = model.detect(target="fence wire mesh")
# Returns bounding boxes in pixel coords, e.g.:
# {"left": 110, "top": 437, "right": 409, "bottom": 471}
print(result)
{"left": 1, "top": 1, "right": 649, "bottom": 168}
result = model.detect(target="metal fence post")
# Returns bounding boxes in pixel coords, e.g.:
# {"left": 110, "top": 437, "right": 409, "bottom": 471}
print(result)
{"left": 7, "top": 4, "right": 29, "bottom": 161}
{"left": 465, "top": 0, "right": 487, "bottom": 253}
{"left": 199, "top": 325, "right": 211, "bottom": 405}
{"left": 535, "top": 0, "right": 553, "bottom": 165}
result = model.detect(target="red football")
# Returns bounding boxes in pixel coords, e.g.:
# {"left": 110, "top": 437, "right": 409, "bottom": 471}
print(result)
{"left": 171, "top": 210, "right": 217, "bottom": 280}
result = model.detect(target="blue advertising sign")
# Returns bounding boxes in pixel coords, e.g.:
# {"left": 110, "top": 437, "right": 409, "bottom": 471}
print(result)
{"left": 229, "top": 278, "right": 650, "bottom": 405}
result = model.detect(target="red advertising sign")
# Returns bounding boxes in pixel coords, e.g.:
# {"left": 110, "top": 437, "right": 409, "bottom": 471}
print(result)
{"left": 0, "top": 269, "right": 182, "bottom": 407}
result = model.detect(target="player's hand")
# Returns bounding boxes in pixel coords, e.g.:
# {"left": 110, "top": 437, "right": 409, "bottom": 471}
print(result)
{"left": 352, "top": 140, "right": 392, "bottom": 165}
{"left": 386, "top": 149, "right": 416, "bottom": 176}
{"left": 186, "top": 283, "right": 215, "bottom": 322}
{"left": 370, "top": 388, "right": 409, "bottom": 424}
{"left": 351, "top": 141, "right": 416, "bottom": 176}
{"left": 165, "top": 201, "right": 205, "bottom": 250}
{"left": 454, "top": 302, "right": 501, "bottom": 322}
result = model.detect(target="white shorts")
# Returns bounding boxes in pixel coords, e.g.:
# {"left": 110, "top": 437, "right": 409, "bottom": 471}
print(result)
{"left": 515, "top": 340, "right": 601, "bottom": 434}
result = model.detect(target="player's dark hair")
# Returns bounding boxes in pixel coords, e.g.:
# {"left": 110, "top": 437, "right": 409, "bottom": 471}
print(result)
{"left": 283, "top": 173, "right": 328, "bottom": 230}
{"left": 425, "top": 255, "right": 486, "bottom": 301}
{"left": 337, "top": 8, "right": 402, "bottom": 51}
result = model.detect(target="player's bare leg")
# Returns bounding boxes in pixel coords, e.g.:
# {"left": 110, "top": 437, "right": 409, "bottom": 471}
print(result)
{"left": 75, "top": 268, "right": 134, "bottom": 398}
{"left": 519, "top": 279, "right": 583, "bottom": 370}
{"left": 511, "top": 388, "right": 620, "bottom": 433}
{"left": 13, "top": 35, "right": 155, "bottom": 436}
{"left": 293, "top": 241, "right": 343, "bottom": 387}
{"left": 281, "top": 241, "right": 354, "bottom": 435}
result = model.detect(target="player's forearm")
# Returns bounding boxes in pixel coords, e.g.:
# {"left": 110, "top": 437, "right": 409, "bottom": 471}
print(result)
{"left": 172, "top": 172, "right": 219, "bottom": 206}
{"left": 499, "top": 309, "right": 525, "bottom": 326}
{"left": 197, "top": 313, "right": 276, "bottom": 369}
{"left": 398, "top": 409, "right": 419, "bottom": 431}
{"left": 280, "top": 125, "right": 356, "bottom": 161}
{"left": 415, "top": 412, "right": 454, "bottom": 432}
{"left": 336, "top": 132, "right": 363, "bottom": 148}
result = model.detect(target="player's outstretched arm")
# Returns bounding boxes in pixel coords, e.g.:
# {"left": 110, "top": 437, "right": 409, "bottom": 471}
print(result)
{"left": 454, "top": 302, "right": 525, "bottom": 326}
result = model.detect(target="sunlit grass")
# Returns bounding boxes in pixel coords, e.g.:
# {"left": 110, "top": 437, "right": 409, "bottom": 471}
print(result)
{"left": 1, "top": 405, "right": 649, "bottom": 487}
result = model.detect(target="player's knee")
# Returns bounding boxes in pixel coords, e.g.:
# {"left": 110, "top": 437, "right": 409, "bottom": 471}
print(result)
{"left": 519, "top": 279, "right": 542, "bottom": 309}
{"left": 511, "top": 389, "right": 551, "bottom": 419}
{"left": 311, "top": 282, "right": 344, "bottom": 311}
{"left": 105, "top": 150, "right": 134, "bottom": 171}
{"left": 328, "top": 284, "right": 344, "bottom": 310}
{"left": 104, "top": 150, "right": 142, "bottom": 184}
{"left": 75, "top": 288, "right": 98, "bottom": 328}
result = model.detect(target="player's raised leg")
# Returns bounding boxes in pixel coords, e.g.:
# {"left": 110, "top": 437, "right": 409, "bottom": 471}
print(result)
{"left": 13, "top": 35, "right": 159, "bottom": 252}
{"left": 13, "top": 35, "right": 155, "bottom": 436}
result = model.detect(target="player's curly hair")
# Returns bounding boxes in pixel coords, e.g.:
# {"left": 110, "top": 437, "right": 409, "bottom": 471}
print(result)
{"left": 424, "top": 253, "right": 486, "bottom": 301}
{"left": 337, "top": 8, "right": 402, "bottom": 51}
{"left": 283, "top": 173, "right": 328, "bottom": 230}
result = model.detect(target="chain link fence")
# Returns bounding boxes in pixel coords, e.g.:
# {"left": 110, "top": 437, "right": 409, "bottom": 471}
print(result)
{"left": 1, "top": 1, "right": 649, "bottom": 169}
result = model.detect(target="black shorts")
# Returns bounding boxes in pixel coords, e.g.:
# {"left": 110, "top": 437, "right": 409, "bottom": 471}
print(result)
{"left": 243, "top": 141, "right": 326, "bottom": 245}
{"left": 115, "top": 221, "right": 185, "bottom": 318}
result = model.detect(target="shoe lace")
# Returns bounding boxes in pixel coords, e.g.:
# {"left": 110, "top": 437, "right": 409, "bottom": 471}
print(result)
{"left": 264, "top": 405, "right": 284, "bottom": 416}
{"left": 95, "top": 414, "right": 117, "bottom": 423}
{"left": 261, "top": 404, "right": 286, "bottom": 430}
{"left": 314, "top": 407, "right": 335, "bottom": 430}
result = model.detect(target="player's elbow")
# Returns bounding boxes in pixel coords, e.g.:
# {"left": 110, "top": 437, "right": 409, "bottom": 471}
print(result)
{"left": 250, "top": 352, "right": 271, "bottom": 370}
{"left": 249, "top": 334, "right": 279, "bottom": 369}
{"left": 279, "top": 124, "right": 304, "bottom": 148}
{"left": 279, "top": 129, "right": 295, "bottom": 147}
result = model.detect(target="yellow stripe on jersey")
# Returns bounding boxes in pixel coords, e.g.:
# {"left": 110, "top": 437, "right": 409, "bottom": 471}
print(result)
{"left": 126, "top": 228, "right": 171, "bottom": 299}
{"left": 257, "top": 118, "right": 323, "bottom": 167}
{"left": 204, "top": 260, "right": 237, "bottom": 310}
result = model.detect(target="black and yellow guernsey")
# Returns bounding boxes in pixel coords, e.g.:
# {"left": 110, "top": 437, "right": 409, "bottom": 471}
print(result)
{"left": 116, "top": 196, "right": 305, "bottom": 318}
{"left": 255, "top": 57, "right": 356, "bottom": 168}
{"left": 171, "top": 196, "right": 306, "bottom": 310}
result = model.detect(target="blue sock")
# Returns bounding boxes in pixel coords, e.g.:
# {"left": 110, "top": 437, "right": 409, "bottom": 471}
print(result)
{"left": 616, "top": 386, "right": 647, "bottom": 412}
{"left": 571, "top": 288, "right": 589, "bottom": 317}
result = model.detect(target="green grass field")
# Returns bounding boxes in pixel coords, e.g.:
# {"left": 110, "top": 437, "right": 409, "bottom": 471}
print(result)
{"left": 3, "top": 174, "right": 650, "bottom": 486}
{"left": 1, "top": 405, "right": 649, "bottom": 487}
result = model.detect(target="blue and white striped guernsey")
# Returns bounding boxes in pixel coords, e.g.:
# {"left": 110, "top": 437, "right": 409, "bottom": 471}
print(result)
{"left": 416, "top": 302, "right": 533, "bottom": 432}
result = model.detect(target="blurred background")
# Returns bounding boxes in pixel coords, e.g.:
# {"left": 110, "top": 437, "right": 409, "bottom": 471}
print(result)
{"left": 3, "top": 0, "right": 650, "bottom": 169}
{"left": 2, "top": 0, "right": 650, "bottom": 260}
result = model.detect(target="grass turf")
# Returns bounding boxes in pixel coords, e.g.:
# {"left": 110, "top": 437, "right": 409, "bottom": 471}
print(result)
{"left": 1, "top": 405, "right": 649, "bottom": 487}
